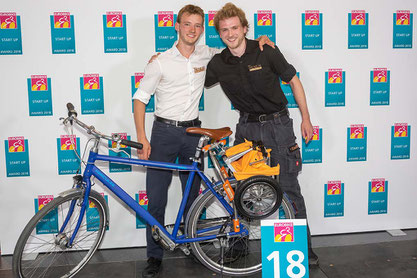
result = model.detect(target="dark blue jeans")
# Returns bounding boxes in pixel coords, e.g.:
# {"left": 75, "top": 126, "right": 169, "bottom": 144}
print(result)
{"left": 234, "top": 113, "right": 312, "bottom": 249}
{"left": 146, "top": 120, "right": 203, "bottom": 259}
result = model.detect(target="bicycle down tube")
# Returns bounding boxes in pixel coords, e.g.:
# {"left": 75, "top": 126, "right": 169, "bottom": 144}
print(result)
{"left": 68, "top": 149, "right": 239, "bottom": 247}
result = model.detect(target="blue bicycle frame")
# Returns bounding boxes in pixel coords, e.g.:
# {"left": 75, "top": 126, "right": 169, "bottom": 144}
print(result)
{"left": 66, "top": 149, "right": 246, "bottom": 247}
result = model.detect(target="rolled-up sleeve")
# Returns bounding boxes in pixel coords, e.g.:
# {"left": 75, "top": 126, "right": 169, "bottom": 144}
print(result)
{"left": 132, "top": 59, "right": 162, "bottom": 104}
{"left": 267, "top": 46, "right": 297, "bottom": 83}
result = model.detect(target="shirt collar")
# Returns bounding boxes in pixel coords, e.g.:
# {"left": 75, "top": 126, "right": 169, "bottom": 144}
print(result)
{"left": 171, "top": 41, "right": 200, "bottom": 58}
{"left": 221, "top": 38, "right": 257, "bottom": 64}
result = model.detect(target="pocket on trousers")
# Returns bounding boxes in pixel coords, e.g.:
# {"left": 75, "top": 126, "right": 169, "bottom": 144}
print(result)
{"left": 286, "top": 144, "right": 302, "bottom": 173}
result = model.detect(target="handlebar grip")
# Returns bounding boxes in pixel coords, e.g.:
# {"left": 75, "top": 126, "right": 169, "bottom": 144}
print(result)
{"left": 121, "top": 139, "right": 143, "bottom": 150}
{"left": 67, "top": 103, "right": 78, "bottom": 117}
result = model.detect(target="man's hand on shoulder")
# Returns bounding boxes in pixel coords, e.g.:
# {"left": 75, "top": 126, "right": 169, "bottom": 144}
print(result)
{"left": 256, "top": 35, "right": 276, "bottom": 51}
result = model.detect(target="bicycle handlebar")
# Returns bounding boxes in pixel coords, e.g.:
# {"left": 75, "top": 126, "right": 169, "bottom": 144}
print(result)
{"left": 64, "top": 103, "right": 143, "bottom": 150}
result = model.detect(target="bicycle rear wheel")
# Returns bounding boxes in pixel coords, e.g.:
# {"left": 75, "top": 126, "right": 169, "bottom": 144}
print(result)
{"left": 187, "top": 191, "right": 263, "bottom": 276}
{"left": 13, "top": 190, "right": 108, "bottom": 278}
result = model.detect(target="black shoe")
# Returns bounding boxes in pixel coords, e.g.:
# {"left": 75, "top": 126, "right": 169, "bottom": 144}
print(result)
{"left": 308, "top": 248, "right": 319, "bottom": 267}
{"left": 142, "top": 257, "right": 162, "bottom": 278}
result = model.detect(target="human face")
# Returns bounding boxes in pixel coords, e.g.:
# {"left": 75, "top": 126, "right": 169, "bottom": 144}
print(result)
{"left": 218, "top": 16, "right": 247, "bottom": 52}
{"left": 175, "top": 13, "right": 204, "bottom": 46}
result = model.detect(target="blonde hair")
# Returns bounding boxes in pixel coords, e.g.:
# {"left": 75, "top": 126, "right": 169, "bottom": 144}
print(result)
{"left": 177, "top": 4, "right": 204, "bottom": 23}
{"left": 214, "top": 2, "right": 249, "bottom": 32}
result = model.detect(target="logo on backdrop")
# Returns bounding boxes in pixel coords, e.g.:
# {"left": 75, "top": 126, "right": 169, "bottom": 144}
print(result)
{"left": 370, "top": 68, "right": 390, "bottom": 105}
{"left": 324, "top": 181, "right": 344, "bottom": 217}
{"left": 54, "top": 12, "right": 71, "bottom": 28}
{"left": 0, "top": 13, "right": 17, "bottom": 29}
{"left": 281, "top": 72, "right": 299, "bottom": 108}
{"left": 5, "top": 136, "right": 30, "bottom": 177}
{"left": 80, "top": 74, "right": 104, "bottom": 114}
{"left": 302, "top": 10, "right": 323, "bottom": 49}
{"left": 391, "top": 123, "right": 411, "bottom": 159}
{"left": 108, "top": 133, "right": 132, "bottom": 172}
{"left": 368, "top": 178, "right": 388, "bottom": 215}
{"left": 87, "top": 193, "right": 109, "bottom": 231}
{"left": 50, "top": 12, "right": 76, "bottom": 54}
{"left": 131, "top": 73, "right": 155, "bottom": 113}
{"left": 254, "top": 10, "right": 275, "bottom": 43}
{"left": 348, "top": 10, "right": 369, "bottom": 49}
{"left": 35, "top": 195, "right": 58, "bottom": 234}
{"left": 136, "top": 191, "right": 148, "bottom": 229}
{"left": 155, "top": 11, "right": 177, "bottom": 52}
{"left": 325, "top": 68, "right": 345, "bottom": 106}
{"left": 205, "top": 11, "right": 225, "bottom": 48}
{"left": 302, "top": 126, "right": 322, "bottom": 164}
{"left": 0, "top": 12, "right": 22, "bottom": 54}
{"left": 347, "top": 124, "right": 367, "bottom": 161}
{"left": 57, "top": 135, "right": 80, "bottom": 175}
{"left": 27, "top": 75, "right": 53, "bottom": 116}
{"left": 393, "top": 10, "right": 413, "bottom": 48}
{"left": 103, "top": 11, "right": 127, "bottom": 53}
{"left": 274, "top": 222, "right": 294, "bottom": 242}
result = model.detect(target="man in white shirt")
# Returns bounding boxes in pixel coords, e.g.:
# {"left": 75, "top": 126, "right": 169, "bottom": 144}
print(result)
{"left": 132, "top": 5, "right": 272, "bottom": 277}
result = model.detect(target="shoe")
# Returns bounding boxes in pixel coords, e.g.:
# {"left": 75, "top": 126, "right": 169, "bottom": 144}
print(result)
{"left": 142, "top": 257, "right": 162, "bottom": 278}
{"left": 308, "top": 248, "right": 319, "bottom": 267}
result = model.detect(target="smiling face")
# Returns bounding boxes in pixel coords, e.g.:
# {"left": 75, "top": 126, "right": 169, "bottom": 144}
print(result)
{"left": 175, "top": 12, "right": 204, "bottom": 47}
{"left": 218, "top": 16, "right": 247, "bottom": 52}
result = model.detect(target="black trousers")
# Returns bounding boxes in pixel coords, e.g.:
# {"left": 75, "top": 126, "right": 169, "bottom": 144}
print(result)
{"left": 234, "top": 113, "right": 313, "bottom": 249}
{"left": 145, "top": 120, "right": 202, "bottom": 259}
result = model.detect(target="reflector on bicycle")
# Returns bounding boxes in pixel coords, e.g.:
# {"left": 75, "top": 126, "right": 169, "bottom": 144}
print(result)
{"left": 225, "top": 140, "right": 279, "bottom": 180}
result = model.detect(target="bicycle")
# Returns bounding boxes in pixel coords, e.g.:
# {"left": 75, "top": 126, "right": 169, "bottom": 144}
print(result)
{"left": 12, "top": 103, "right": 295, "bottom": 278}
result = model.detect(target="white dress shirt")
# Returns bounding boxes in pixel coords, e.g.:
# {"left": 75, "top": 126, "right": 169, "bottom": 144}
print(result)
{"left": 133, "top": 42, "right": 219, "bottom": 121}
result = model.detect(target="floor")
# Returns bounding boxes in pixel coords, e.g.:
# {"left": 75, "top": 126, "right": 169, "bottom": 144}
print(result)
{"left": 1, "top": 229, "right": 416, "bottom": 278}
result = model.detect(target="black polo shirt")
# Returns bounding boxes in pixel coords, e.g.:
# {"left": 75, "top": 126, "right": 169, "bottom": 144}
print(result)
{"left": 205, "top": 39, "right": 296, "bottom": 115}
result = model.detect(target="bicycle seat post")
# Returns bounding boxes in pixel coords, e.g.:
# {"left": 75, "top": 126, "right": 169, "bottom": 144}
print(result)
{"left": 192, "top": 135, "right": 209, "bottom": 163}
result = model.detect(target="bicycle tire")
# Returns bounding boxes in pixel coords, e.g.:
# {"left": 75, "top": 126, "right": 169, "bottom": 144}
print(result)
{"left": 186, "top": 191, "right": 263, "bottom": 276}
{"left": 12, "top": 189, "right": 108, "bottom": 278}
{"left": 235, "top": 175, "right": 283, "bottom": 220}
{"left": 278, "top": 193, "right": 295, "bottom": 219}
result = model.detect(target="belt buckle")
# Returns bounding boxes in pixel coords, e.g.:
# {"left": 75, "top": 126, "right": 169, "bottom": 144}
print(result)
{"left": 258, "top": 114, "right": 267, "bottom": 123}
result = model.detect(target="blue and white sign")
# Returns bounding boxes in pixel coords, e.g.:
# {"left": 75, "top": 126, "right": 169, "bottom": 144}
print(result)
{"left": 27, "top": 75, "right": 53, "bottom": 116}
{"left": 370, "top": 68, "right": 390, "bottom": 106}
{"left": 347, "top": 125, "right": 367, "bottom": 162}
{"left": 50, "top": 13, "right": 76, "bottom": 54}
{"left": 324, "top": 181, "right": 344, "bottom": 217}
{"left": 348, "top": 11, "right": 368, "bottom": 49}
{"left": 325, "top": 69, "right": 345, "bottom": 107}
{"left": 135, "top": 191, "right": 148, "bottom": 229}
{"left": 302, "top": 126, "right": 322, "bottom": 164}
{"left": 35, "top": 196, "right": 58, "bottom": 234}
{"left": 393, "top": 11, "right": 413, "bottom": 48}
{"left": 391, "top": 124, "right": 411, "bottom": 159}
{"left": 80, "top": 74, "right": 104, "bottom": 114}
{"left": 205, "top": 12, "right": 225, "bottom": 49}
{"left": 103, "top": 12, "right": 127, "bottom": 53}
{"left": 368, "top": 179, "right": 388, "bottom": 215}
{"left": 57, "top": 136, "right": 80, "bottom": 175}
{"left": 302, "top": 11, "right": 322, "bottom": 50}
{"left": 261, "top": 219, "right": 309, "bottom": 278}
{"left": 154, "top": 12, "right": 177, "bottom": 52}
{"left": 5, "top": 137, "right": 30, "bottom": 177}
{"left": 0, "top": 12, "right": 22, "bottom": 55}
{"left": 254, "top": 11, "right": 276, "bottom": 43}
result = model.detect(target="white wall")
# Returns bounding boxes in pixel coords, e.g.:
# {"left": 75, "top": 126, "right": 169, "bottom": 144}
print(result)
{"left": 1, "top": 0, "right": 416, "bottom": 255}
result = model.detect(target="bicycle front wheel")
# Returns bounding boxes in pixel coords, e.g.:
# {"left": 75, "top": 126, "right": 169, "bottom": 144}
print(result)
{"left": 13, "top": 190, "right": 108, "bottom": 278}
{"left": 187, "top": 191, "right": 263, "bottom": 276}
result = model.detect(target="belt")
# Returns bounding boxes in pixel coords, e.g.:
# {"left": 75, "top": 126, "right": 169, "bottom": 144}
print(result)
{"left": 242, "top": 108, "right": 289, "bottom": 123}
{"left": 155, "top": 116, "right": 201, "bottom": 127}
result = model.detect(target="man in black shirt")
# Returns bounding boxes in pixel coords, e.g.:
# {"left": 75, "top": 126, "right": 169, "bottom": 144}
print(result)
{"left": 205, "top": 3, "right": 318, "bottom": 266}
